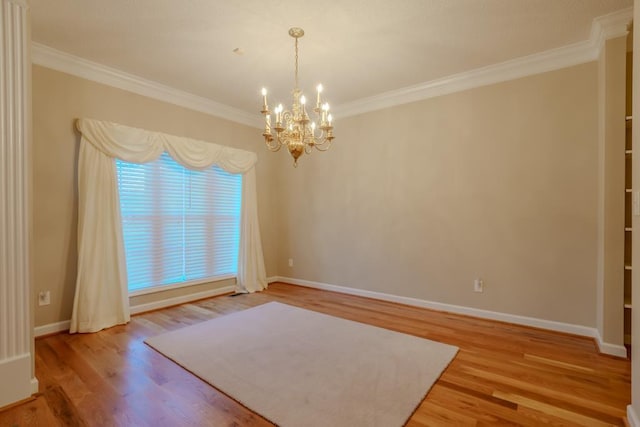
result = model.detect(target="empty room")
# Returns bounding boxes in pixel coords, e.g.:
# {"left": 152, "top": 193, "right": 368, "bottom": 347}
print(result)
{"left": 2, "top": 0, "right": 640, "bottom": 425}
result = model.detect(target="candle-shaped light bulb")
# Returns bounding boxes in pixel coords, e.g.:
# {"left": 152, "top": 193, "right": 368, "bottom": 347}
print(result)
{"left": 321, "top": 103, "right": 328, "bottom": 124}
{"left": 328, "top": 114, "right": 333, "bottom": 125}
{"left": 316, "top": 84, "right": 323, "bottom": 107}
{"left": 300, "top": 95, "right": 307, "bottom": 117}
{"left": 276, "top": 104, "right": 283, "bottom": 123}
{"left": 261, "top": 88, "right": 268, "bottom": 109}
{"left": 311, "top": 122, "right": 316, "bottom": 131}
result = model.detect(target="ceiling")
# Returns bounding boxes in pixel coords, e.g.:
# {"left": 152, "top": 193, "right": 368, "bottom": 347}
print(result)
{"left": 30, "top": 0, "right": 633, "bottom": 116}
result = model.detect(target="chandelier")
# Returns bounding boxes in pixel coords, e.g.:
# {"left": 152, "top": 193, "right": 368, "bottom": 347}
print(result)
{"left": 260, "top": 27, "right": 335, "bottom": 167}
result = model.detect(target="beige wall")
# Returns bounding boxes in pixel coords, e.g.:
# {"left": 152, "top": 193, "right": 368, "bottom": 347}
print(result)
{"left": 33, "top": 59, "right": 603, "bottom": 330}
{"left": 278, "top": 62, "right": 599, "bottom": 327}
{"left": 32, "top": 65, "right": 280, "bottom": 327}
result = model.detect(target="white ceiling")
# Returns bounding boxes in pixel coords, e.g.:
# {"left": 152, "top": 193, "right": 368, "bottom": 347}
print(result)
{"left": 30, "top": 0, "right": 633, "bottom": 116}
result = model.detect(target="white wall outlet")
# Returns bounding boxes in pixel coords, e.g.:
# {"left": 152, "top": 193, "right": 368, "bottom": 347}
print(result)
{"left": 288, "top": 258, "right": 294, "bottom": 267}
{"left": 473, "top": 279, "right": 483, "bottom": 293}
{"left": 38, "top": 290, "right": 51, "bottom": 306}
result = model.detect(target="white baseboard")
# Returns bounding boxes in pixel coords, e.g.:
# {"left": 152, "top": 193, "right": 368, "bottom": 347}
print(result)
{"left": 274, "top": 276, "right": 624, "bottom": 356}
{"left": 34, "top": 320, "right": 71, "bottom": 337}
{"left": 31, "top": 377, "right": 39, "bottom": 394}
{"left": 129, "top": 285, "right": 235, "bottom": 315}
{"left": 34, "top": 285, "right": 236, "bottom": 337}
{"left": 35, "top": 277, "right": 626, "bottom": 358}
{"left": 0, "top": 353, "right": 33, "bottom": 408}
{"left": 594, "top": 331, "right": 628, "bottom": 358}
{"left": 629, "top": 405, "right": 640, "bottom": 427}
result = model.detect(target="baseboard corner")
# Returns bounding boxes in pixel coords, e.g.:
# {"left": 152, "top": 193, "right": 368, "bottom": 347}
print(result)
{"left": 594, "top": 331, "right": 628, "bottom": 358}
{"left": 628, "top": 405, "right": 640, "bottom": 427}
{"left": 30, "top": 377, "right": 39, "bottom": 394}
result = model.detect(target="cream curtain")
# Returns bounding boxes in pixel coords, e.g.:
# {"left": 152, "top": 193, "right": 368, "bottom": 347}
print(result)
{"left": 70, "top": 118, "right": 267, "bottom": 333}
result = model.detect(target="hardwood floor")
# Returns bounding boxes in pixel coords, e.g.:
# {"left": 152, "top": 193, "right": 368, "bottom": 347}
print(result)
{"left": 0, "top": 282, "right": 631, "bottom": 426}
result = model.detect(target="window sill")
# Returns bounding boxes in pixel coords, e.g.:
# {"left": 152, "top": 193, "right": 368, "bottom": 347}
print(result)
{"left": 128, "top": 274, "right": 237, "bottom": 297}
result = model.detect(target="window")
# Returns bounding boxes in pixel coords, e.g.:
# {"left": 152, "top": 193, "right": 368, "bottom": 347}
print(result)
{"left": 115, "top": 152, "right": 242, "bottom": 293}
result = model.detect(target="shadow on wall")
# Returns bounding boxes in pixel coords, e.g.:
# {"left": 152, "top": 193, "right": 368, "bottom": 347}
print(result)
{"left": 59, "top": 126, "right": 80, "bottom": 321}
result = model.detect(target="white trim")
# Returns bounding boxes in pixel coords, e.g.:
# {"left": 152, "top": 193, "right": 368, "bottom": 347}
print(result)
{"left": 335, "top": 40, "right": 598, "bottom": 118}
{"left": 0, "top": 0, "right": 35, "bottom": 410}
{"left": 31, "top": 378, "right": 39, "bottom": 395}
{"left": 335, "top": 7, "right": 632, "bottom": 119}
{"left": 267, "top": 276, "right": 280, "bottom": 284}
{"left": 274, "top": 276, "right": 627, "bottom": 355}
{"left": 30, "top": 8, "right": 632, "bottom": 122}
{"left": 31, "top": 43, "right": 262, "bottom": 128}
{"left": 34, "top": 320, "right": 71, "bottom": 337}
{"left": 628, "top": 405, "right": 640, "bottom": 427}
{"left": 594, "top": 330, "right": 628, "bottom": 358}
{"left": 129, "top": 285, "right": 234, "bottom": 315}
{"left": 128, "top": 274, "right": 236, "bottom": 297}
{"left": 0, "top": 354, "right": 33, "bottom": 408}
{"left": 34, "top": 285, "right": 235, "bottom": 337}
{"left": 591, "top": 7, "right": 633, "bottom": 45}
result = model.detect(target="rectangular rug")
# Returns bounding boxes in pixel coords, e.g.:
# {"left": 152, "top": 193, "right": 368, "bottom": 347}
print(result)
{"left": 145, "top": 301, "right": 458, "bottom": 427}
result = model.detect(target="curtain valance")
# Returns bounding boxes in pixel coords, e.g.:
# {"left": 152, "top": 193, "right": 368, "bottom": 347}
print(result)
{"left": 76, "top": 118, "right": 257, "bottom": 172}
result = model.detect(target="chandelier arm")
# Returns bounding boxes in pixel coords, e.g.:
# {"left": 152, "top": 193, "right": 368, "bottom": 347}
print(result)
{"left": 312, "top": 132, "right": 331, "bottom": 145}
{"left": 265, "top": 137, "right": 283, "bottom": 152}
{"left": 313, "top": 141, "right": 333, "bottom": 152}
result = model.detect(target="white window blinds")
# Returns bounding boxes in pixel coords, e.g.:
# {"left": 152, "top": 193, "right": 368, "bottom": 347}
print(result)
{"left": 115, "top": 152, "right": 242, "bottom": 292}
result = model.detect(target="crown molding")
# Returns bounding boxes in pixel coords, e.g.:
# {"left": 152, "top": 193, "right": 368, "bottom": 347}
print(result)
{"left": 31, "top": 42, "right": 263, "bottom": 128}
{"left": 335, "top": 6, "right": 633, "bottom": 119}
{"left": 591, "top": 6, "right": 633, "bottom": 45}
{"left": 334, "top": 40, "right": 597, "bottom": 118}
{"left": 31, "top": 7, "right": 633, "bottom": 123}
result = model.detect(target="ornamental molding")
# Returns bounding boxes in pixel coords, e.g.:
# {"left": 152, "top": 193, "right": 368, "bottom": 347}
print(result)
{"left": 32, "top": 7, "right": 633, "bottom": 123}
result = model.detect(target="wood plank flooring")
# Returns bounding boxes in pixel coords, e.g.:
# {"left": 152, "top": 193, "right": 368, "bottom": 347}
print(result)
{"left": 0, "top": 282, "right": 631, "bottom": 426}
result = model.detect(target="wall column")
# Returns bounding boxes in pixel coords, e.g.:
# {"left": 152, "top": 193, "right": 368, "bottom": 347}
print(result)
{"left": 596, "top": 34, "right": 627, "bottom": 356}
{"left": 0, "top": 0, "right": 36, "bottom": 408}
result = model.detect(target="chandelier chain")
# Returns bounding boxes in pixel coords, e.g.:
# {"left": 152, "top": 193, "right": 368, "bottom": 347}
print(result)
{"left": 294, "top": 37, "right": 299, "bottom": 90}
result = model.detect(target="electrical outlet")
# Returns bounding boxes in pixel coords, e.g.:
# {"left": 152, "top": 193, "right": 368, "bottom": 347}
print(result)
{"left": 473, "top": 279, "right": 483, "bottom": 293}
{"left": 38, "top": 290, "right": 51, "bottom": 306}
{"left": 288, "top": 258, "right": 294, "bottom": 267}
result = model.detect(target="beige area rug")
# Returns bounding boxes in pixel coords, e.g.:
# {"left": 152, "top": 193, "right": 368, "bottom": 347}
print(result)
{"left": 145, "top": 301, "right": 458, "bottom": 427}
